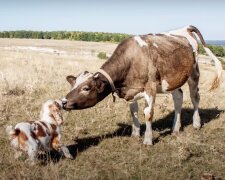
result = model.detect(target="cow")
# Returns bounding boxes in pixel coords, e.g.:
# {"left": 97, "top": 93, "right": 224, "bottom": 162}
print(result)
{"left": 62, "top": 25, "right": 222, "bottom": 145}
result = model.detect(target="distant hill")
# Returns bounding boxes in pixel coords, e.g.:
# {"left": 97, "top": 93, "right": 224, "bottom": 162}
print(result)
{"left": 206, "top": 40, "right": 225, "bottom": 46}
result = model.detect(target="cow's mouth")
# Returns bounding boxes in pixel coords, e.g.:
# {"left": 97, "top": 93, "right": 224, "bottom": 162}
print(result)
{"left": 62, "top": 102, "right": 78, "bottom": 111}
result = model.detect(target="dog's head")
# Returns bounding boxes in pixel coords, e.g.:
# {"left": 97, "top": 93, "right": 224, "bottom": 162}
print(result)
{"left": 41, "top": 100, "right": 64, "bottom": 125}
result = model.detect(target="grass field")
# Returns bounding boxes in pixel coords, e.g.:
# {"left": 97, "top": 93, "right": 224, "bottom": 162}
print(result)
{"left": 0, "top": 38, "right": 225, "bottom": 180}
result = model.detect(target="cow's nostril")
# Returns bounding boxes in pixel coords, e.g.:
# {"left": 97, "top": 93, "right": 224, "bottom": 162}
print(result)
{"left": 61, "top": 97, "right": 68, "bottom": 105}
{"left": 62, "top": 101, "right": 67, "bottom": 105}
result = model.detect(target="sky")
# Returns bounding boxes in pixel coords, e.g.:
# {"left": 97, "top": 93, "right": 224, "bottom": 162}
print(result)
{"left": 0, "top": 0, "right": 224, "bottom": 40}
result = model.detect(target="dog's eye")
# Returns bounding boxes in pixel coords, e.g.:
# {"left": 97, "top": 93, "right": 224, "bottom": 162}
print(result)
{"left": 82, "top": 86, "right": 90, "bottom": 92}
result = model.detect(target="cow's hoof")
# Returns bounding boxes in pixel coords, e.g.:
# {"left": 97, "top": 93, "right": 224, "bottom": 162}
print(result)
{"left": 193, "top": 123, "right": 201, "bottom": 130}
{"left": 131, "top": 132, "right": 140, "bottom": 138}
{"left": 172, "top": 131, "right": 180, "bottom": 136}
{"left": 143, "top": 139, "right": 153, "bottom": 146}
{"left": 193, "top": 114, "right": 201, "bottom": 129}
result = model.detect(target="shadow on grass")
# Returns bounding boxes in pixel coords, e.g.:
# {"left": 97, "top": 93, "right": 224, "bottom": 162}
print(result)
{"left": 152, "top": 108, "right": 223, "bottom": 143}
{"left": 52, "top": 108, "right": 223, "bottom": 162}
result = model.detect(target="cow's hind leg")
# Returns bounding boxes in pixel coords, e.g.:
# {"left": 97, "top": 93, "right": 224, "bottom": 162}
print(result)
{"left": 143, "top": 91, "right": 156, "bottom": 145}
{"left": 188, "top": 64, "right": 201, "bottom": 129}
{"left": 172, "top": 88, "right": 183, "bottom": 133}
{"left": 129, "top": 101, "right": 140, "bottom": 137}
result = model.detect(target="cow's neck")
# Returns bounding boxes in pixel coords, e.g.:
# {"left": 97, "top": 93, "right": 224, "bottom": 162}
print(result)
{"left": 100, "top": 54, "right": 129, "bottom": 88}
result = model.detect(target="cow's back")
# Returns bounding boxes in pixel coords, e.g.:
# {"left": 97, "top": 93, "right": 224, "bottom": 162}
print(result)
{"left": 142, "top": 34, "right": 195, "bottom": 91}
{"left": 101, "top": 34, "right": 195, "bottom": 100}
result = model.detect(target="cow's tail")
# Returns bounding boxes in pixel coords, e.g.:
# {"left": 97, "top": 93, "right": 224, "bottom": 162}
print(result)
{"left": 188, "top": 25, "right": 223, "bottom": 91}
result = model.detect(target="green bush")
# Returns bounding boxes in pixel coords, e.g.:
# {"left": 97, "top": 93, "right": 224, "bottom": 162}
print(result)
{"left": 97, "top": 52, "right": 107, "bottom": 60}
{"left": 208, "top": 45, "right": 225, "bottom": 57}
{"left": 198, "top": 44, "right": 225, "bottom": 57}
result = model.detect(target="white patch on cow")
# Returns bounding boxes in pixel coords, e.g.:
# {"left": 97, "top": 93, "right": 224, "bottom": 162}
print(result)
{"left": 153, "top": 42, "right": 158, "bottom": 48}
{"left": 93, "top": 73, "right": 99, "bottom": 78}
{"left": 134, "top": 36, "right": 148, "bottom": 47}
{"left": 143, "top": 92, "right": 153, "bottom": 116}
{"left": 129, "top": 92, "right": 145, "bottom": 102}
{"left": 143, "top": 93, "right": 153, "bottom": 145}
{"left": 161, "top": 79, "right": 169, "bottom": 92}
{"left": 61, "top": 97, "right": 67, "bottom": 105}
{"left": 143, "top": 121, "right": 153, "bottom": 145}
{"left": 72, "top": 72, "right": 93, "bottom": 90}
{"left": 193, "top": 109, "right": 201, "bottom": 129}
{"left": 164, "top": 26, "right": 198, "bottom": 52}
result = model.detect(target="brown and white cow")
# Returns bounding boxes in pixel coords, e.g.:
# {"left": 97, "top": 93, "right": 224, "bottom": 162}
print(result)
{"left": 62, "top": 25, "right": 222, "bottom": 145}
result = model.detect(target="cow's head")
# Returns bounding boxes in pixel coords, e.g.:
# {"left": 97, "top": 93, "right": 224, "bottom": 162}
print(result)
{"left": 62, "top": 71, "right": 111, "bottom": 110}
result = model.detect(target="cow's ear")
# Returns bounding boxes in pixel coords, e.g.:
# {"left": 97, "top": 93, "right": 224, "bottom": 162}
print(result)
{"left": 66, "top": 75, "right": 76, "bottom": 86}
{"left": 93, "top": 73, "right": 106, "bottom": 93}
{"left": 83, "top": 70, "right": 89, "bottom": 75}
{"left": 93, "top": 73, "right": 99, "bottom": 79}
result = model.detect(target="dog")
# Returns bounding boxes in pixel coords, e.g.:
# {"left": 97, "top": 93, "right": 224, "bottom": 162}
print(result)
{"left": 5, "top": 99, "right": 73, "bottom": 163}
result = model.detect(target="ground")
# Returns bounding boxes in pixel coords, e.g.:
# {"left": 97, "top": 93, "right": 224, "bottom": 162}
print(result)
{"left": 0, "top": 38, "right": 225, "bottom": 180}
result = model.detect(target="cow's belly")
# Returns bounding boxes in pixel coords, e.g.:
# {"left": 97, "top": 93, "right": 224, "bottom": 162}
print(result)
{"left": 156, "top": 53, "right": 195, "bottom": 91}
{"left": 161, "top": 71, "right": 190, "bottom": 91}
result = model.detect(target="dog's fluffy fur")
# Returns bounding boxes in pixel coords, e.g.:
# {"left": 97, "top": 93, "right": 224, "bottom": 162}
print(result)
{"left": 6, "top": 100, "right": 73, "bottom": 162}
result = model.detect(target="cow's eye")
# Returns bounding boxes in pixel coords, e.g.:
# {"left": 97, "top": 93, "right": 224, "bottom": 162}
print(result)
{"left": 82, "top": 86, "right": 91, "bottom": 91}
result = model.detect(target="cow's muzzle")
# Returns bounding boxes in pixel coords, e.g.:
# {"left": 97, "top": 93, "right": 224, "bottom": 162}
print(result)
{"left": 61, "top": 97, "right": 69, "bottom": 110}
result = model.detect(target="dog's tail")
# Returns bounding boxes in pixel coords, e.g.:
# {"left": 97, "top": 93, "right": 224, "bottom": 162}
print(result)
{"left": 5, "top": 125, "right": 20, "bottom": 136}
{"left": 5, "top": 125, "right": 20, "bottom": 148}
{"left": 187, "top": 25, "right": 223, "bottom": 91}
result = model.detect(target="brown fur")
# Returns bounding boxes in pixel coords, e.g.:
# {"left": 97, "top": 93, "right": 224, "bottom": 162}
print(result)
{"left": 18, "top": 131, "right": 28, "bottom": 150}
{"left": 35, "top": 123, "right": 46, "bottom": 137}
{"left": 51, "top": 135, "right": 60, "bottom": 150}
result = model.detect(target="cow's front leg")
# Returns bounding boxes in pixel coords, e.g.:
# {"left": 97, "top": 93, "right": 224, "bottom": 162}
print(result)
{"left": 143, "top": 91, "right": 155, "bottom": 145}
{"left": 129, "top": 101, "right": 140, "bottom": 137}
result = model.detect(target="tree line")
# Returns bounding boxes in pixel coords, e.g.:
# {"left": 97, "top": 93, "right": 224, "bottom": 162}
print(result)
{"left": 0, "top": 30, "right": 224, "bottom": 57}
{"left": 0, "top": 30, "right": 130, "bottom": 43}
{"left": 198, "top": 44, "right": 225, "bottom": 57}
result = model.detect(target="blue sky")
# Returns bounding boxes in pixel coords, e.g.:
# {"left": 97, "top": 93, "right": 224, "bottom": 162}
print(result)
{"left": 0, "top": 0, "right": 224, "bottom": 40}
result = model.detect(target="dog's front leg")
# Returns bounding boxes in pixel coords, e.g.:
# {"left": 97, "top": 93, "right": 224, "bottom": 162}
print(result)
{"left": 59, "top": 145, "right": 73, "bottom": 159}
{"left": 52, "top": 135, "right": 73, "bottom": 159}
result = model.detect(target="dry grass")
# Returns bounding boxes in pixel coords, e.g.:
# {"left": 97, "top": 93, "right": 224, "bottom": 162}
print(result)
{"left": 0, "top": 38, "right": 225, "bottom": 180}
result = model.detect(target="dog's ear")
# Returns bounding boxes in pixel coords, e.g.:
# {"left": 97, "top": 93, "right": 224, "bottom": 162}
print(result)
{"left": 66, "top": 75, "right": 76, "bottom": 86}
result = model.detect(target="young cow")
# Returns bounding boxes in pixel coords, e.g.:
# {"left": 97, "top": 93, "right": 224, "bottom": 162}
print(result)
{"left": 6, "top": 100, "right": 73, "bottom": 163}
{"left": 63, "top": 25, "right": 222, "bottom": 145}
